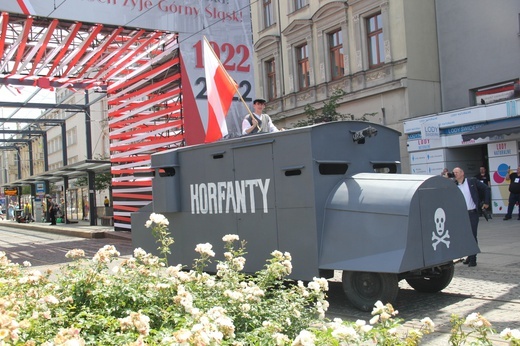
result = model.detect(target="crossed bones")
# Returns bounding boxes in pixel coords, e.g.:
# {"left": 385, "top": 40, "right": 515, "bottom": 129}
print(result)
{"left": 432, "top": 230, "right": 450, "bottom": 250}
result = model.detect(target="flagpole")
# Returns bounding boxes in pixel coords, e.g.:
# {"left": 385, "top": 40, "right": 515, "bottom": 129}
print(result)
{"left": 203, "top": 36, "right": 260, "bottom": 131}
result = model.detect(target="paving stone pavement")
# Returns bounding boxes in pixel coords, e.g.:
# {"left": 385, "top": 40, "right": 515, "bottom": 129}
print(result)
{"left": 326, "top": 216, "right": 520, "bottom": 344}
{"left": 1, "top": 215, "right": 519, "bottom": 344}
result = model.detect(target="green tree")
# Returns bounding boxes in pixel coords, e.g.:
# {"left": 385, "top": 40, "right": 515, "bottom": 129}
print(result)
{"left": 74, "top": 171, "right": 112, "bottom": 192}
{"left": 293, "top": 89, "right": 376, "bottom": 127}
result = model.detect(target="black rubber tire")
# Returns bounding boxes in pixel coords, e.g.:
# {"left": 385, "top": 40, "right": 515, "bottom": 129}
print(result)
{"left": 342, "top": 271, "right": 399, "bottom": 312}
{"left": 405, "top": 262, "right": 455, "bottom": 293}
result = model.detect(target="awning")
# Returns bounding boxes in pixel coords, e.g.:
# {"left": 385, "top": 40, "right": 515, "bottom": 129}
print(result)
{"left": 461, "top": 117, "right": 520, "bottom": 141}
{"left": 1, "top": 159, "right": 111, "bottom": 186}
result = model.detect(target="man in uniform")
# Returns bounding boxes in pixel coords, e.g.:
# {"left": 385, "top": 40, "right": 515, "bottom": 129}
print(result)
{"left": 241, "top": 98, "right": 279, "bottom": 135}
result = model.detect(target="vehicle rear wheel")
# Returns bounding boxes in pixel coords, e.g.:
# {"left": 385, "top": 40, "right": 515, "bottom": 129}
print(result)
{"left": 342, "top": 271, "right": 399, "bottom": 312}
{"left": 405, "top": 262, "right": 454, "bottom": 293}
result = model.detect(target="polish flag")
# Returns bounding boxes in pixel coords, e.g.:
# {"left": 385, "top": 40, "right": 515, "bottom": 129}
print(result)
{"left": 203, "top": 37, "right": 238, "bottom": 143}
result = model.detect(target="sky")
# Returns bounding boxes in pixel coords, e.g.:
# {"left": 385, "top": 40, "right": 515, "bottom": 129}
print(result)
{"left": 0, "top": 85, "right": 56, "bottom": 131}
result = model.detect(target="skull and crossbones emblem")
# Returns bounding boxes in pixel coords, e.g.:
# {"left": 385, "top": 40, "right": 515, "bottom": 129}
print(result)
{"left": 432, "top": 208, "right": 450, "bottom": 250}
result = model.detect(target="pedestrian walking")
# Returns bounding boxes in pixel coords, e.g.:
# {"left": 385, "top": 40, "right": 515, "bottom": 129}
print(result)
{"left": 46, "top": 195, "right": 57, "bottom": 225}
{"left": 503, "top": 165, "right": 520, "bottom": 220}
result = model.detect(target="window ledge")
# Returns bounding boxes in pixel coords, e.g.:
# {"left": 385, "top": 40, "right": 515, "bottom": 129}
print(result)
{"left": 288, "top": 4, "right": 309, "bottom": 17}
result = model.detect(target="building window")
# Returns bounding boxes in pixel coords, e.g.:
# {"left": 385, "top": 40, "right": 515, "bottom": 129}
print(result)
{"left": 265, "top": 59, "right": 276, "bottom": 100}
{"left": 263, "top": 0, "right": 274, "bottom": 28}
{"left": 296, "top": 44, "right": 310, "bottom": 90}
{"left": 67, "top": 127, "right": 77, "bottom": 146}
{"left": 328, "top": 30, "right": 344, "bottom": 80}
{"left": 294, "top": 0, "right": 306, "bottom": 11}
{"left": 367, "top": 13, "right": 384, "bottom": 68}
{"left": 474, "top": 80, "right": 520, "bottom": 105}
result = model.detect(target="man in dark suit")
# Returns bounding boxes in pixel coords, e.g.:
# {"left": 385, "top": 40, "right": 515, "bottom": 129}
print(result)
{"left": 452, "top": 167, "right": 491, "bottom": 267}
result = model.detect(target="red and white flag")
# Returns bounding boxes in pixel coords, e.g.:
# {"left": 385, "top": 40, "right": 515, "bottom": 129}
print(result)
{"left": 203, "top": 37, "right": 238, "bottom": 143}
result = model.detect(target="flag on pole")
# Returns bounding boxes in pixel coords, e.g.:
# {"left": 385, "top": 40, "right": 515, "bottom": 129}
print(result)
{"left": 203, "top": 37, "right": 238, "bottom": 143}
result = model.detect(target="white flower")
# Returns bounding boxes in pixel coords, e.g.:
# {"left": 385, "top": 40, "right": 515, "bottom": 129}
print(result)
{"left": 232, "top": 257, "right": 246, "bottom": 271}
{"left": 133, "top": 248, "right": 147, "bottom": 258}
{"left": 371, "top": 300, "right": 385, "bottom": 315}
{"left": 500, "top": 328, "right": 511, "bottom": 337}
{"left": 166, "top": 264, "right": 183, "bottom": 276}
{"left": 355, "top": 319, "right": 366, "bottom": 327}
{"left": 42, "top": 295, "right": 59, "bottom": 305}
{"left": 420, "top": 317, "right": 435, "bottom": 332}
{"left": 464, "top": 312, "right": 479, "bottom": 325}
{"left": 510, "top": 329, "right": 520, "bottom": 339}
{"left": 361, "top": 324, "right": 373, "bottom": 333}
{"left": 331, "top": 325, "right": 358, "bottom": 340}
{"left": 172, "top": 329, "right": 192, "bottom": 343}
{"left": 146, "top": 213, "right": 169, "bottom": 227}
{"left": 380, "top": 312, "right": 391, "bottom": 321}
{"left": 119, "top": 311, "right": 150, "bottom": 336}
{"left": 195, "top": 243, "right": 215, "bottom": 257}
{"left": 274, "top": 333, "right": 290, "bottom": 345}
{"left": 291, "top": 329, "right": 316, "bottom": 346}
{"left": 65, "top": 249, "right": 85, "bottom": 259}
{"left": 93, "top": 245, "right": 120, "bottom": 263}
{"left": 22, "top": 261, "right": 31, "bottom": 267}
{"left": 312, "top": 277, "right": 329, "bottom": 291}
{"left": 224, "top": 290, "right": 243, "bottom": 301}
{"left": 222, "top": 234, "right": 239, "bottom": 242}
{"left": 369, "top": 315, "right": 379, "bottom": 325}
{"left": 271, "top": 250, "right": 283, "bottom": 259}
{"left": 501, "top": 328, "right": 520, "bottom": 340}
{"left": 281, "top": 260, "right": 293, "bottom": 274}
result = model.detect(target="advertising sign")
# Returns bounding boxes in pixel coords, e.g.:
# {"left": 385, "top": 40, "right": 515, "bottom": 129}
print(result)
{"left": 420, "top": 121, "right": 440, "bottom": 139}
{"left": 0, "top": 0, "right": 243, "bottom": 33}
{"left": 4, "top": 187, "right": 19, "bottom": 196}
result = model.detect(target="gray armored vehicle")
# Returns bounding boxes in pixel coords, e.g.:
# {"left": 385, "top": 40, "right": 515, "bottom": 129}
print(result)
{"left": 131, "top": 121, "right": 478, "bottom": 311}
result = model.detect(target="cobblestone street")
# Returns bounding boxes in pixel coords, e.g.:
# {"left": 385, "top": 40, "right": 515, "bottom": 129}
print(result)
{"left": 1, "top": 216, "right": 519, "bottom": 344}
{"left": 326, "top": 217, "right": 520, "bottom": 344}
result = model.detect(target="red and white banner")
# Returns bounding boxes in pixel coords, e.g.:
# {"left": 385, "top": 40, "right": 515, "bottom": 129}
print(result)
{"left": 1, "top": 0, "right": 246, "bottom": 33}
{"left": 203, "top": 37, "right": 238, "bottom": 142}
{"left": 180, "top": 1, "right": 255, "bottom": 145}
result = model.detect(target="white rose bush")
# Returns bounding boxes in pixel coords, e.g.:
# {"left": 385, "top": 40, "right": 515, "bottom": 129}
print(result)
{"left": 0, "top": 213, "right": 519, "bottom": 345}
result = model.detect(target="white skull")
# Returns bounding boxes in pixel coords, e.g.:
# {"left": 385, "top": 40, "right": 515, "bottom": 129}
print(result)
{"left": 434, "top": 208, "right": 446, "bottom": 235}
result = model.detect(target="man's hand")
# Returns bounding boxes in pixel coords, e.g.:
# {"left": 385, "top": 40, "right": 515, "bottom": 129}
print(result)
{"left": 251, "top": 115, "right": 258, "bottom": 128}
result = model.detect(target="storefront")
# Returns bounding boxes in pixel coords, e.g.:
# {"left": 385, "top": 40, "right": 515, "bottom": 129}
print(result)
{"left": 404, "top": 99, "right": 520, "bottom": 215}
{"left": 0, "top": 159, "right": 110, "bottom": 225}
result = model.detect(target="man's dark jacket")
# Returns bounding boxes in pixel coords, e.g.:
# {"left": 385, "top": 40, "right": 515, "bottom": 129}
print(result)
{"left": 463, "top": 177, "right": 491, "bottom": 208}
